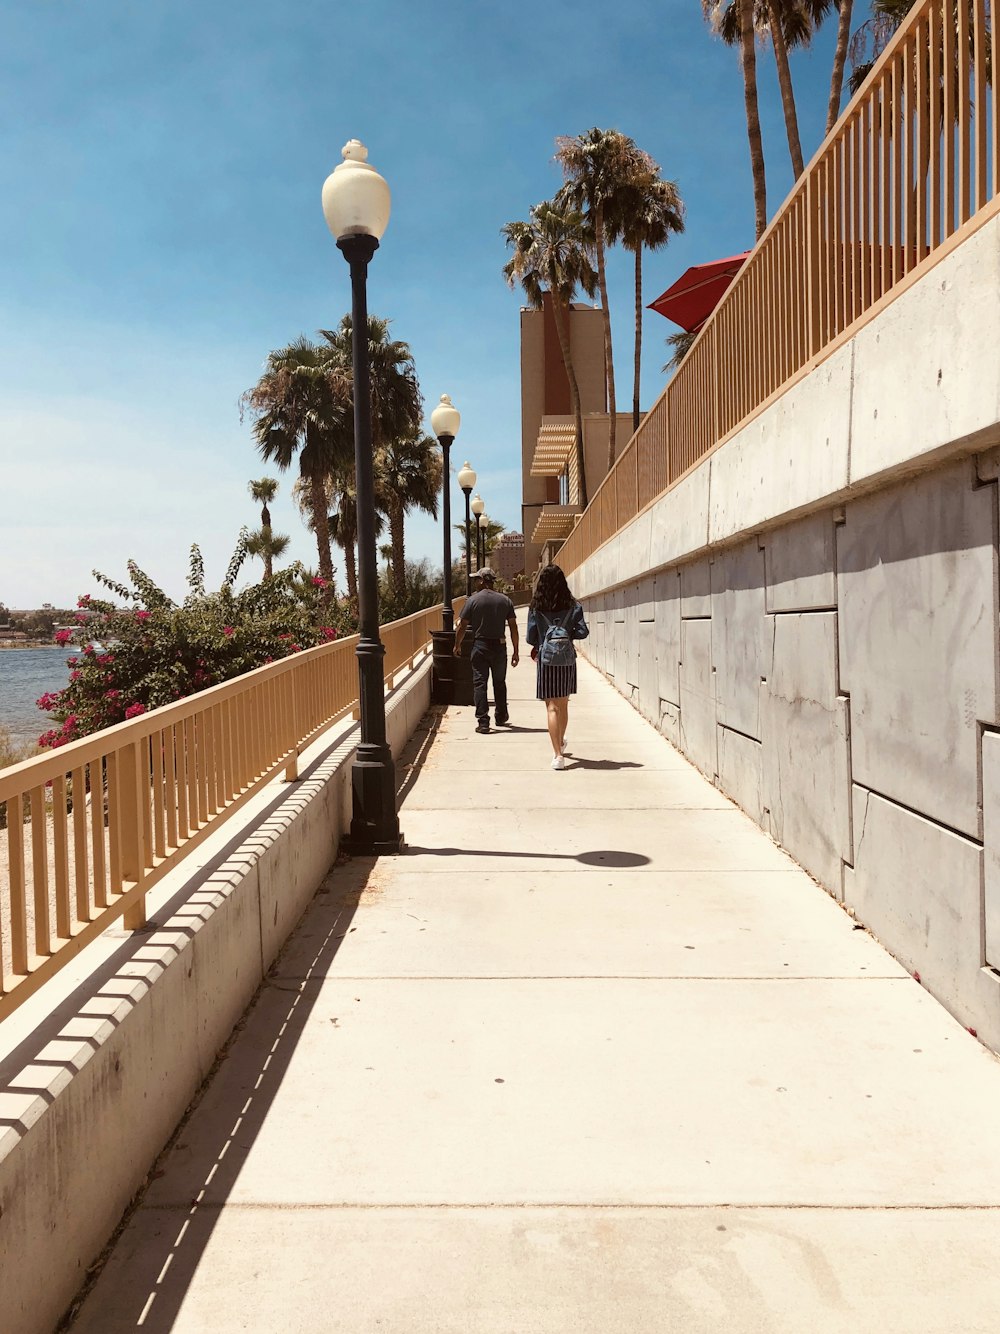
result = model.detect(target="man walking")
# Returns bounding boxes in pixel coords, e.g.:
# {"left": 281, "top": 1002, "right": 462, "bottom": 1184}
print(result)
{"left": 453, "top": 567, "right": 519, "bottom": 734}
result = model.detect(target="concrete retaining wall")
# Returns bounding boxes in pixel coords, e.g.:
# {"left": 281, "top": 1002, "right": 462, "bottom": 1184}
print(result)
{"left": 0, "top": 659, "right": 433, "bottom": 1334}
{"left": 574, "top": 211, "right": 1000, "bottom": 1053}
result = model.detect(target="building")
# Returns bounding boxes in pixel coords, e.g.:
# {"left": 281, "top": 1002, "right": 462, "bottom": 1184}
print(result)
{"left": 520, "top": 295, "right": 634, "bottom": 571}
{"left": 492, "top": 531, "right": 524, "bottom": 585}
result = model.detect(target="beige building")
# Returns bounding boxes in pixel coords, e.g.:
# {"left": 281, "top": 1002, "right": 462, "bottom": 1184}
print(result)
{"left": 520, "top": 295, "right": 634, "bottom": 571}
{"left": 492, "top": 531, "right": 525, "bottom": 584}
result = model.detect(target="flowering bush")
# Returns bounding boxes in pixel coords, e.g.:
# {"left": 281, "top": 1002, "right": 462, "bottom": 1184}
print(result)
{"left": 37, "top": 536, "right": 357, "bottom": 749}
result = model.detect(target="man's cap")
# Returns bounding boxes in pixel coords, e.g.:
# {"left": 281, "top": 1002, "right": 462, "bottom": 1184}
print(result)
{"left": 472, "top": 566, "right": 497, "bottom": 581}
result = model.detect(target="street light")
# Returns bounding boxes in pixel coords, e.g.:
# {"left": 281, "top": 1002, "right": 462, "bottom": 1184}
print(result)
{"left": 322, "top": 138, "right": 401, "bottom": 855}
{"left": 470, "top": 494, "right": 485, "bottom": 571}
{"left": 430, "top": 394, "right": 460, "bottom": 633}
{"left": 457, "top": 462, "right": 477, "bottom": 596}
{"left": 478, "top": 511, "right": 490, "bottom": 570}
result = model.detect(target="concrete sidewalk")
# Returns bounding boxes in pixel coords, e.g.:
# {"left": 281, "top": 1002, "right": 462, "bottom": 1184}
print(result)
{"left": 70, "top": 632, "right": 1000, "bottom": 1333}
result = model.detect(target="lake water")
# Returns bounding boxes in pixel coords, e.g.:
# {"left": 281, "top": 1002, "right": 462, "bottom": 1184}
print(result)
{"left": 0, "top": 648, "right": 71, "bottom": 744}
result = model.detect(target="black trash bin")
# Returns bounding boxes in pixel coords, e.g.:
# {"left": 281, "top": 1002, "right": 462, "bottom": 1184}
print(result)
{"left": 430, "top": 629, "right": 473, "bottom": 706}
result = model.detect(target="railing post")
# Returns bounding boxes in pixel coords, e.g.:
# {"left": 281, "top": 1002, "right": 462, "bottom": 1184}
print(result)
{"left": 284, "top": 672, "right": 299, "bottom": 781}
{"left": 119, "top": 740, "right": 147, "bottom": 930}
{"left": 805, "top": 170, "right": 821, "bottom": 359}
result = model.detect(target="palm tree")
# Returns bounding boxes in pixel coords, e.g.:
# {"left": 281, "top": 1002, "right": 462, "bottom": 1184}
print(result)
{"left": 247, "top": 477, "right": 281, "bottom": 578}
{"left": 704, "top": 0, "right": 768, "bottom": 239}
{"left": 502, "top": 200, "right": 599, "bottom": 505}
{"left": 662, "top": 330, "right": 698, "bottom": 373}
{"left": 609, "top": 171, "right": 685, "bottom": 432}
{"left": 375, "top": 433, "right": 441, "bottom": 603}
{"left": 241, "top": 339, "right": 352, "bottom": 587}
{"left": 245, "top": 526, "right": 291, "bottom": 579}
{"left": 321, "top": 315, "right": 423, "bottom": 453}
{"left": 556, "top": 128, "right": 652, "bottom": 465}
{"left": 827, "top": 0, "right": 855, "bottom": 131}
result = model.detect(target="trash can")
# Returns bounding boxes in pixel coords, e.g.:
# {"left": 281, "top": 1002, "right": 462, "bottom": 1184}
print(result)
{"left": 431, "top": 630, "right": 473, "bottom": 706}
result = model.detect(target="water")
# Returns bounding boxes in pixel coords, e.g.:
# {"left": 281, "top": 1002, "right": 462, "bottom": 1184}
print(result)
{"left": 0, "top": 648, "right": 71, "bottom": 745}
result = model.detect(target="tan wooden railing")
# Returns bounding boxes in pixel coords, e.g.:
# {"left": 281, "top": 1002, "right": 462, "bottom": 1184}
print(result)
{"left": 0, "top": 601, "right": 455, "bottom": 1020}
{"left": 559, "top": 0, "right": 998, "bottom": 575}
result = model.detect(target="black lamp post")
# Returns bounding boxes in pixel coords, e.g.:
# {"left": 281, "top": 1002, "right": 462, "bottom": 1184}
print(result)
{"left": 471, "top": 493, "right": 485, "bottom": 571}
{"left": 430, "top": 394, "right": 460, "bottom": 633}
{"left": 457, "top": 462, "right": 476, "bottom": 596}
{"left": 322, "top": 138, "right": 401, "bottom": 855}
{"left": 478, "top": 509, "right": 490, "bottom": 570}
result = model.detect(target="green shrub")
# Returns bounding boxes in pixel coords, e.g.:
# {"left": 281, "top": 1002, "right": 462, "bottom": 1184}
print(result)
{"left": 37, "top": 536, "right": 358, "bottom": 750}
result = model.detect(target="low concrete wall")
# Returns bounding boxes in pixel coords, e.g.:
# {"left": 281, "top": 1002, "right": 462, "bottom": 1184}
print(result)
{"left": 0, "top": 658, "right": 433, "bottom": 1334}
{"left": 574, "top": 212, "right": 1000, "bottom": 1053}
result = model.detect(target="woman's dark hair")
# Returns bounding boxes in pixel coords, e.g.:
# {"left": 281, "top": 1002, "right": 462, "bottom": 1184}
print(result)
{"left": 531, "top": 563, "right": 575, "bottom": 614}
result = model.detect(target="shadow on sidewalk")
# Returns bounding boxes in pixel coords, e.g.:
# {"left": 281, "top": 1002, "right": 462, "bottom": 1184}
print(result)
{"left": 62, "top": 856, "right": 376, "bottom": 1333}
{"left": 403, "top": 847, "right": 651, "bottom": 868}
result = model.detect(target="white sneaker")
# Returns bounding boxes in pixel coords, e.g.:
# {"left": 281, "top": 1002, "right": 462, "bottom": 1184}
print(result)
{"left": 551, "top": 755, "right": 566, "bottom": 771}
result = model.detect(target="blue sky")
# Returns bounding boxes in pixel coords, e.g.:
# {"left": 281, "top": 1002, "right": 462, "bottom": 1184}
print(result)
{"left": 1, "top": 0, "right": 840, "bottom": 608}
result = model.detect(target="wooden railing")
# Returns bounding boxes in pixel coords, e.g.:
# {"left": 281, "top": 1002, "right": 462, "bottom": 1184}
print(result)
{"left": 0, "top": 601, "right": 453, "bottom": 1020}
{"left": 559, "top": 0, "right": 998, "bottom": 575}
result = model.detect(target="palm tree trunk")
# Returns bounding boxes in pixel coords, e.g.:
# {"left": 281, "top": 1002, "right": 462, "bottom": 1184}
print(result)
{"left": 343, "top": 538, "right": 358, "bottom": 603}
{"left": 594, "top": 203, "right": 618, "bottom": 469}
{"left": 263, "top": 525, "right": 274, "bottom": 580}
{"left": 633, "top": 245, "right": 643, "bottom": 434}
{"left": 826, "top": 0, "right": 854, "bottom": 134}
{"left": 740, "top": 0, "right": 768, "bottom": 241}
{"left": 550, "top": 294, "right": 589, "bottom": 509}
{"left": 389, "top": 497, "right": 406, "bottom": 603}
{"left": 767, "top": 0, "right": 804, "bottom": 179}
{"left": 308, "top": 474, "right": 335, "bottom": 587}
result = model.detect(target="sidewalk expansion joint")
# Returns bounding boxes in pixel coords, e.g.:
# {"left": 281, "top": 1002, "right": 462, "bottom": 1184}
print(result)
{"left": 136, "top": 1201, "right": 1000, "bottom": 1213}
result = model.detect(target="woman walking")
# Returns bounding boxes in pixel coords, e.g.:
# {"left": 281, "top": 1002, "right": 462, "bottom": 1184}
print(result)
{"left": 526, "top": 564, "right": 589, "bottom": 770}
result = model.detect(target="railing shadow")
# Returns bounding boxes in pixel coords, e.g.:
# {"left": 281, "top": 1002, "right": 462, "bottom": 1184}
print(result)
{"left": 60, "top": 855, "right": 375, "bottom": 1331}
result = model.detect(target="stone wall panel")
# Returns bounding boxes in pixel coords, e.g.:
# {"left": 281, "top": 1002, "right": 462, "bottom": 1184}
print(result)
{"left": 679, "top": 619, "right": 717, "bottom": 779}
{"left": 837, "top": 460, "right": 997, "bottom": 838}
{"left": 764, "top": 511, "right": 838, "bottom": 612}
{"left": 711, "top": 541, "right": 767, "bottom": 739}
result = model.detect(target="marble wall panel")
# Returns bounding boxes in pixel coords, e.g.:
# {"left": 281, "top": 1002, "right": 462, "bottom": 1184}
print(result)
{"left": 837, "top": 460, "right": 997, "bottom": 838}
{"left": 637, "top": 620, "right": 658, "bottom": 725}
{"left": 625, "top": 589, "right": 641, "bottom": 687}
{"left": 679, "top": 619, "right": 717, "bottom": 779}
{"left": 717, "top": 726, "right": 765, "bottom": 825}
{"left": 762, "top": 612, "right": 851, "bottom": 895}
{"left": 847, "top": 786, "right": 1000, "bottom": 1048}
{"left": 680, "top": 557, "right": 712, "bottom": 618}
{"left": 711, "top": 541, "right": 767, "bottom": 739}
{"left": 654, "top": 571, "right": 681, "bottom": 707}
{"left": 764, "top": 511, "right": 838, "bottom": 612}
{"left": 984, "top": 732, "right": 1000, "bottom": 970}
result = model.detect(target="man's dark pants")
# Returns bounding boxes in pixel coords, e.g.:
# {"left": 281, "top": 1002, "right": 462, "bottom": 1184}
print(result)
{"left": 470, "top": 640, "right": 508, "bottom": 726}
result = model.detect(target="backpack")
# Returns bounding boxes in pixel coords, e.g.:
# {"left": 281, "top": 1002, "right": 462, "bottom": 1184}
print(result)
{"left": 538, "top": 608, "right": 576, "bottom": 668}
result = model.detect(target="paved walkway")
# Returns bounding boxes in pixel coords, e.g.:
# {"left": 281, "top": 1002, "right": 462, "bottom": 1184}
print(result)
{"left": 72, "top": 627, "right": 1000, "bottom": 1332}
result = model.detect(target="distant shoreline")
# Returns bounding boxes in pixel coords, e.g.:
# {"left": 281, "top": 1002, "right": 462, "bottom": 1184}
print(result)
{"left": 0, "top": 643, "right": 62, "bottom": 652}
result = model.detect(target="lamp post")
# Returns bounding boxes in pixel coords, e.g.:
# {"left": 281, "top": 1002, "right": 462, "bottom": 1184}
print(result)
{"left": 478, "top": 511, "right": 490, "bottom": 570}
{"left": 322, "top": 138, "right": 401, "bottom": 855}
{"left": 457, "top": 462, "right": 476, "bottom": 596}
{"left": 430, "top": 394, "right": 460, "bottom": 633}
{"left": 470, "top": 494, "right": 485, "bottom": 571}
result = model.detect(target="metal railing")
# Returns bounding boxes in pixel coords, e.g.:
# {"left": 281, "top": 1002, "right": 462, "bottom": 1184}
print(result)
{"left": 559, "top": 0, "right": 998, "bottom": 575}
{"left": 0, "top": 601, "right": 453, "bottom": 1020}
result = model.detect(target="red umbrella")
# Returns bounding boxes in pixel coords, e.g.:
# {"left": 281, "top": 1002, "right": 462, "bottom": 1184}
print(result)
{"left": 648, "top": 251, "right": 751, "bottom": 333}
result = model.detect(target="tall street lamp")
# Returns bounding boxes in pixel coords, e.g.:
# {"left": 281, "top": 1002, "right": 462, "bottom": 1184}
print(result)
{"left": 457, "top": 462, "right": 477, "bottom": 596}
{"left": 430, "top": 394, "right": 460, "bottom": 633}
{"left": 322, "top": 138, "right": 401, "bottom": 855}
{"left": 478, "top": 511, "right": 490, "bottom": 570}
{"left": 470, "top": 493, "right": 485, "bottom": 571}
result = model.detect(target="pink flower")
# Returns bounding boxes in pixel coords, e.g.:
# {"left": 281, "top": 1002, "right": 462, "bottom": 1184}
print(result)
{"left": 320, "top": 627, "right": 338, "bottom": 641}
{"left": 124, "top": 702, "right": 146, "bottom": 719}
{"left": 97, "top": 653, "right": 114, "bottom": 665}
{"left": 277, "top": 633, "right": 291, "bottom": 640}
{"left": 36, "top": 691, "right": 60, "bottom": 711}
{"left": 82, "top": 644, "right": 95, "bottom": 657}
{"left": 75, "top": 613, "right": 89, "bottom": 625}
{"left": 77, "top": 595, "right": 92, "bottom": 609}
{"left": 54, "top": 629, "right": 73, "bottom": 646}
{"left": 222, "top": 625, "right": 235, "bottom": 637}
{"left": 70, "top": 670, "right": 82, "bottom": 682}
{"left": 134, "top": 610, "right": 151, "bottom": 622}
{"left": 312, "top": 577, "right": 328, "bottom": 587}
{"left": 105, "top": 689, "right": 120, "bottom": 700}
